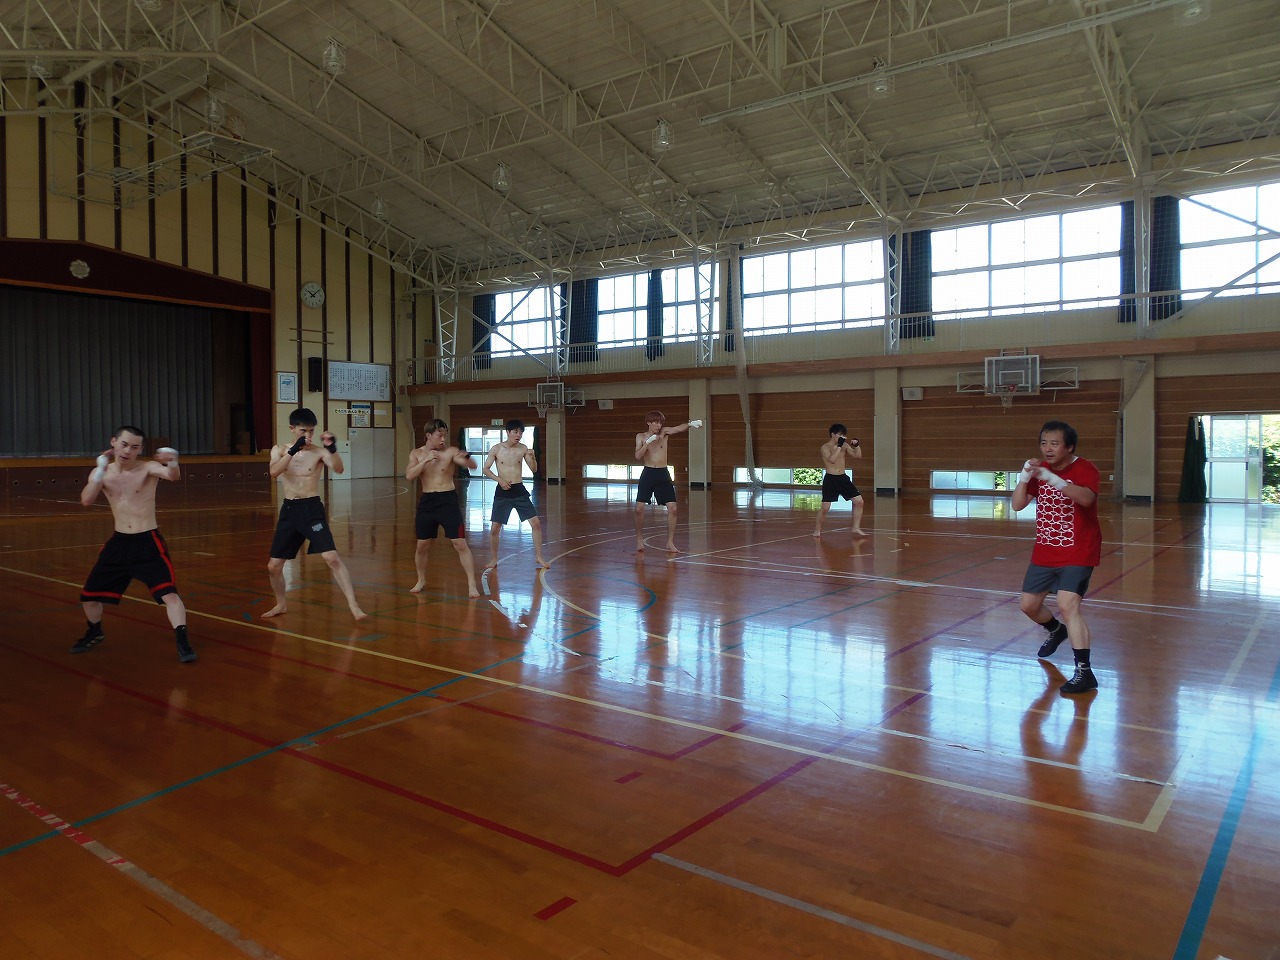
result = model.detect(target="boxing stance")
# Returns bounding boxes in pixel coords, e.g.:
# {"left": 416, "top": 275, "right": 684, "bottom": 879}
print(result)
{"left": 406, "top": 419, "right": 481, "bottom": 598}
{"left": 482, "top": 419, "right": 548, "bottom": 571}
{"left": 814, "top": 423, "right": 866, "bottom": 537}
{"left": 74, "top": 426, "right": 196, "bottom": 663}
{"left": 263, "top": 408, "right": 367, "bottom": 620}
{"left": 634, "top": 410, "right": 703, "bottom": 553}
{"left": 1012, "top": 420, "right": 1102, "bottom": 695}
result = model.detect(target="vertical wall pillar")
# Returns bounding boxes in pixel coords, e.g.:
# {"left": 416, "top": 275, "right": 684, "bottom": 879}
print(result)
{"left": 687, "top": 378, "right": 710, "bottom": 487}
{"left": 873, "top": 367, "right": 901, "bottom": 494}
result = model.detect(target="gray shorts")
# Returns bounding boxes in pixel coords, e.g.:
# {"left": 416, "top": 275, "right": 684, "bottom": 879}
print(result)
{"left": 491, "top": 483, "right": 537, "bottom": 524}
{"left": 1021, "top": 564, "right": 1094, "bottom": 597}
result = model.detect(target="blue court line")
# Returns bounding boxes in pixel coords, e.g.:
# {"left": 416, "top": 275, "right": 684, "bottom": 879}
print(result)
{"left": 1170, "top": 650, "right": 1277, "bottom": 960}
{"left": 0, "top": 652, "right": 527, "bottom": 860}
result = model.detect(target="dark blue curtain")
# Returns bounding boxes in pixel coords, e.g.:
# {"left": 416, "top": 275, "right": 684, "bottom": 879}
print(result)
{"left": 724, "top": 256, "right": 739, "bottom": 353}
{"left": 472, "top": 293, "right": 494, "bottom": 371}
{"left": 1177, "top": 416, "right": 1207, "bottom": 503}
{"left": 563, "top": 278, "right": 598, "bottom": 363}
{"left": 1119, "top": 196, "right": 1182, "bottom": 323}
{"left": 894, "top": 231, "right": 933, "bottom": 339}
{"left": 646, "top": 269, "right": 664, "bottom": 360}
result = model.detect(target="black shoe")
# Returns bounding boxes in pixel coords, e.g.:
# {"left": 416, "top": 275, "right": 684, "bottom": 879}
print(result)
{"left": 70, "top": 627, "right": 105, "bottom": 654}
{"left": 1060, "top": 665, "right": 1098, "bottom": 695}
{"left": 176, "top": 634, "right": 197, "bottom": 664}
{"left": 1037, "top": 622, "right": 1068, "bottom": 659}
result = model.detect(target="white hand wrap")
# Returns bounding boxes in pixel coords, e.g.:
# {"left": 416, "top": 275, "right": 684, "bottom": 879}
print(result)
{"left": 1036, "top": 466, "right": 1068, "bottom": 491}
{"left": 645, "top": 434, "right": 659, "bottom": 444}
{"left": 91, "top": 454, "right": 109, "bottom": 484}
{"left": 689, "top": 419, "right": 703, "bottom": 429}
{"left": 1017, "top": 459, "right": 1035, "bottom": 486}
{"left": 157, "top": 446, "right": 179, "bottom": 464}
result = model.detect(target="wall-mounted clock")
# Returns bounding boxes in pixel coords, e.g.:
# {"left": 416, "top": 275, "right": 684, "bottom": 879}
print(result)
{"left": 300, "top": 281, "right": 326, "bottom": 308}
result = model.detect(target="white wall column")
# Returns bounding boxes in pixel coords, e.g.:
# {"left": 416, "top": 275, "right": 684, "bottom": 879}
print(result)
{"left": 873, "top": 367, "right": 902, "bottom": 494}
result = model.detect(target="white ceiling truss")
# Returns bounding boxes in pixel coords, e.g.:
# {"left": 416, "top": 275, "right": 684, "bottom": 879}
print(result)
{"left": 1, "top": 0, "right": 1278, "bottom": 292}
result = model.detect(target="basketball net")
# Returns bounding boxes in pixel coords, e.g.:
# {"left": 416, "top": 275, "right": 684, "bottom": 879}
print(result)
{"left": 535, "top": 403, "right": 549, "bottom": 419}
{"left": 1000, "top": 385, "right": 1016, "bottom": 411}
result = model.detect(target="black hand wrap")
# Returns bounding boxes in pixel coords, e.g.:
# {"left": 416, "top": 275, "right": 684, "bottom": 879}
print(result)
{"left": 323, "top": 441, "right": 337, "bottom": 454}
{"left": 851, "top": 438, "right": 860, "bottom": 447}
{"left": 288, "top": 437, "right": 307, "bottom": 456}
{"left": 836, "top": 436, "right": 845, "bottom": 447}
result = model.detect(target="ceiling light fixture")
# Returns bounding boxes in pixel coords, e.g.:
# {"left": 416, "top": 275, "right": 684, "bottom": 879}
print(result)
{"left": 651, "top": 118, "right": 674, "bottom": 153}
{"left": 372, "top": 196, "right": 389, "bottom": 222}
{"left": 205, "top": 95, "right": 225, "bottom": 127}
{"left": 134, "top": 0, "right": 164, "bottom": 11}
{"left": 28, "top": 56, "right": 53, "bottom": 80}
{"left": 868, "top": 57, "right": 893, "bottom": 100}
{"left": 322, "top": 38, "right": 346, "bottom": 78}
{"left": 492, "top": 162, "right": 511, "bottom": 194}
{"left": 1176, "top": 0, "right": 1210, "bottom": 24}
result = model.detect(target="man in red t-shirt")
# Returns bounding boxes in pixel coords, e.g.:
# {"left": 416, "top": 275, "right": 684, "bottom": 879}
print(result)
{"left": 1011, "top": 420, "right": 1102, "bottom": 695}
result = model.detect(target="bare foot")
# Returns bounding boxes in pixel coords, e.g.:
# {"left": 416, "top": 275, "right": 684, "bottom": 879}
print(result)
{"left": 409, "top": 581, "right": 426, "bottom": 594}
{"left": 483, "top": 563, "right": 497, "bottom": 574}
{"left": 467, "top": 584, "right": 482, "bottom": 599}
{"left": 852, "top": 528, "right": 867, "bottom": 536}
{"left": 535, "top": 557, "right": 550, "bottom": 569}
{"left": 664, "top": 542, "right": 683, "bottom": 554}
{"left": 260, "top": 604, "right": 287, "bottom": 619}
{"left": 351, "top": 607, "right": 369, "bottom": 621}
{"left": 636, "top": 542, "right": 645, "bottom": 553}
{"left": 812, "top": 530, "right": 821, "bottom": 538}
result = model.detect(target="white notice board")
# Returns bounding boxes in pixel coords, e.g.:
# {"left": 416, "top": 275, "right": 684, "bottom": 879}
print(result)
{"left": 327, "top": 361, "right": 391, "bottom": 401}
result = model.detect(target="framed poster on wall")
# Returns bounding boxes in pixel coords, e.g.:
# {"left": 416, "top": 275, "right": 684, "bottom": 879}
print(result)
{"left": 277, "top": 371, "right": 299, "bottom": 404}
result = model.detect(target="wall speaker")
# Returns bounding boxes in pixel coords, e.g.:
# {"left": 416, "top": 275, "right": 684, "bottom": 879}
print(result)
{"left": 901, "top": 386, "right": 924, "bottom": 401}
{"left": 598, "top": 399, "right": 614, "bottom": 410}
{"left": 307, "top": 357, "right": 324, "bottom": 394}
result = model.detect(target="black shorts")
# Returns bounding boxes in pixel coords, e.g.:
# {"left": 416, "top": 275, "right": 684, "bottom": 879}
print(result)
{"left": 81, "top": 530, "right": 179, "bottom": 604}
{"left": 269, "top": 497, "right": 337, "bottom": 559}
{"left": 821, "top": 473, "right": 861, "bottom": 502}
{"left": 490, "top": 483, "right": 538, "bottom": 524}
{"left": 416, "top": 491, "right": 465, "bottom": 540}
{"left": 1021, "top": 564, "right": 1094, "bottom": 596}
{"left": 636, "top": 466, "right": 677, "bottom": 505}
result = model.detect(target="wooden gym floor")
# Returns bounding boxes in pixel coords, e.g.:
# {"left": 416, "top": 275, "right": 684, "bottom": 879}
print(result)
{"left": 1, "top": 477, "right": 1278, "bottom": 960}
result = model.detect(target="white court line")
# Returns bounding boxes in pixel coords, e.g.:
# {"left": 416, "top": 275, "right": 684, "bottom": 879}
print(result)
{"left": 2, "top": 783, "right": 283, "bottom": 959}
{"left": 652, "top": 853, "right": 976, "bottom": 960}
{"left": 0, "top": 564, "right": 1177, "bottom": 830}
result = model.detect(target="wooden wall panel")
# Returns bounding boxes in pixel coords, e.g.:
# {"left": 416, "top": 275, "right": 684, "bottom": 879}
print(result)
{"left": 3, "top": 117, "right": 41, "bottom": 235}
{"left": 901, "top": 382, "right": 1119, "bottom": 496}
{"left": 564, "top": 396, "right": 691, "bottom": 481}
{"left": 1154, "top": 373, "right": 1278, "bottom": 503}
{"left": 709, "top": 388, "right": 873, "bottom": 485}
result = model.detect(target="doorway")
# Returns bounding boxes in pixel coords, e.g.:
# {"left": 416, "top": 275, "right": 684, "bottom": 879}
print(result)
{"left": 1203, "top": 413, "right": 1278, "bottom": 503}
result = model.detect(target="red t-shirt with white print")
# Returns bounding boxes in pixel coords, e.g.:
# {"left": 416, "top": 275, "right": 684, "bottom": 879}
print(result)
{"left": 1028, "top": 455, "right": 1102, "bottom": 568}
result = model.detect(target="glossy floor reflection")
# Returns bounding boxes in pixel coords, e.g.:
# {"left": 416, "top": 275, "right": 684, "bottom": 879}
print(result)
{"left": 2, "top": 479, "right": 1278, "bottom": 959}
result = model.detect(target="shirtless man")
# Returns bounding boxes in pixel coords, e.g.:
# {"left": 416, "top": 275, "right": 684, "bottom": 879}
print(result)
{"left": 73, "top": 425, "right": 196, "bottom": 663}
{"left": 634, "top": 410, "right": 703, "bottom": 553}
{"left": 262, "top": 407, "right": 366, "bottom": 621}
{"left": 814, "top": 422, "right": 866, "bottom": 537}
{"left": 406, "top": 418, "right": 481, "bottom": 598}
{"left": 481, "top": 419, "right": 548, "bottom": 571}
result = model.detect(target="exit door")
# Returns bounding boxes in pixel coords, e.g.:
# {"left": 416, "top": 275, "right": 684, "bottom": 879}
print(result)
{"left": 1205, "top": 414, "right": 1263, "bottom": 502}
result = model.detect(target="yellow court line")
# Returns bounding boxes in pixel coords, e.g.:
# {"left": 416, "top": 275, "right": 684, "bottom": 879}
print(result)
{"left": 3, "top": 561, "right": 1161, "bottom": 830}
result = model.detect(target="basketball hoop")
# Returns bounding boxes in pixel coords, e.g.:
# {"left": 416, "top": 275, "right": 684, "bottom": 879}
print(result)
{"left": 535, "top": 403, "right": 549, "bottom": 419}
{"left": 999, "top": 384, "right": 1017, "bottom": 411}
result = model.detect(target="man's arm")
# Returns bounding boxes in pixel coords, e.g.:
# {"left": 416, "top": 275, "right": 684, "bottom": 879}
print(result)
{"left": 150, "top": 447, "right": 181, "bottom": 483}
{"left": 523, "top": 445, "right": 538, "bottom": 474}
{"left": 1035, "top": 467, "right": 1096, "bottom": 507}
{"left": 1011, "top": 460, "right": 1039, "bottom": 511}
{"left": 80, "top": 450, "right": 110, "bottom": 506}
{"left": 482, "top": 445, "right": 502, "bottom": 484}
{"left": 452, "top": 448, "right": 476, "bottom": 470}
{"left": 320, "top": 431, "right": 344, "bottom": 475}
{"left": 269, "top": 437, "right": 307, "bottom": 478}
{"left": 405, "top": 448, "right": 426, "bottom": 481}
{"left": 635, "top": 432, "right": 654, "bottom": 460}
{"left": 819, "top": 440, "right": 838, "bottom": 470}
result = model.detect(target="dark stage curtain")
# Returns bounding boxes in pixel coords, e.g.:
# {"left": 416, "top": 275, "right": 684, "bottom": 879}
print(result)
{"left": 1119, "top": 196, "right": 1183, "bottom": 324}
{"left": 1178, "top": 416, "right": 1208, "bottom": 503}
{"left": 564, "top": 278, "right": 599, "bottom": 363}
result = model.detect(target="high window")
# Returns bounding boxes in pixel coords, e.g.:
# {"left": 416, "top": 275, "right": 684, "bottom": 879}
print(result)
{"left": 741, "top": 239, "right": 884, "bottom": 332}
{"left": 931, "top": 207, "right": 1122, "bottom": 318}
{"left": 491, "top": 287, "right": 557, "bottom": 356}
{"left": 1180, "top": 184, "right": 1280, "bottom": 299}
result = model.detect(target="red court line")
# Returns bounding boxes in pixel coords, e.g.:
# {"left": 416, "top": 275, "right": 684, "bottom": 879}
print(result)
{"left": 534, "top": 896, "right": 577, "bottom": 920}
